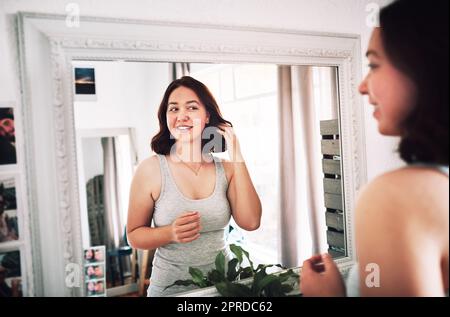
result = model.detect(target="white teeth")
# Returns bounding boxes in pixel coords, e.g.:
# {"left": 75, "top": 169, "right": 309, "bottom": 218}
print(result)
{"left": 177, "top": 126, "right": 192, "bottom": 130}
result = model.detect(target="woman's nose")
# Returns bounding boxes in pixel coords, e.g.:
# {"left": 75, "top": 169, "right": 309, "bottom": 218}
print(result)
{"left": 177, "top": 112, "right": 189, "bottom": 122}
{"left": 359, "top": 76, "right": 368, "bottom": 95}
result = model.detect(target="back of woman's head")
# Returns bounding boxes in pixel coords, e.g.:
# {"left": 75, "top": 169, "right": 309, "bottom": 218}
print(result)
{"left": 380, "top": 0, "right": 449, "bottom": 165}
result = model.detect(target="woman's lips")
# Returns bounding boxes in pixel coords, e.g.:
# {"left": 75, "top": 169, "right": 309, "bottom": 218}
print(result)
{"left": 372, "top": 106, "right": 380, "bottom": 119}
{"left": 176, "top": 126, "right": 193, "bottom": 133}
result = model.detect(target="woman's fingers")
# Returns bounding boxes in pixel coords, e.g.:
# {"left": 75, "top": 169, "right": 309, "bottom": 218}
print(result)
{"left": 321, "top": 253, "right": 339, "bottom": 273}
{"left": 177, "top": 220, "right": 201, "bottom": 233}
{"left": 176, "top": 213, "right": 200, "bottom": 226}
{"left": 301, "top": 259, "right": 313, "bottom": 273}
{"left": 171, "top": 211, "right": 202, "bottom": 243}
{"left": 217, "top": 124, "right": 234, "bottom": 136}
{"left": 216, "top": 128, "right": 224, "bottom": 135}
{"left": 308, "top": 254, "right": 323, "bottom": 263}
{"left": 302, "top": 254, "right": 326, "bottom": 273}
{"left": 177, "top": 226, "right": 202, "bottom": 239}
{"left": 217, "top": 123, "right": 231, "bottom": 130}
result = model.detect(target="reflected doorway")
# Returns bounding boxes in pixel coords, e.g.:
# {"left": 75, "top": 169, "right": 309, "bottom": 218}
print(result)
{"left": 76, "top": 128, "right": 138, "bottom": 296}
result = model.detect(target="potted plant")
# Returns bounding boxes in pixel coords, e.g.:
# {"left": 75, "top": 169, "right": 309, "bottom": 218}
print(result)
{"left": 166, "top": 244, "right": 300, "bottom": 297}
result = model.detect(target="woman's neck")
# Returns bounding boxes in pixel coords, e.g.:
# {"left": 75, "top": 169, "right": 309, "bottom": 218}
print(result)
{"left": 172, "top": 142, "right": 207, "bottom": 163}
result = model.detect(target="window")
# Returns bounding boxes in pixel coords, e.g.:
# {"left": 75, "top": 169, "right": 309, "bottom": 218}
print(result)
{"left": 191, "top": 64, "right": 280, "bottom": 266}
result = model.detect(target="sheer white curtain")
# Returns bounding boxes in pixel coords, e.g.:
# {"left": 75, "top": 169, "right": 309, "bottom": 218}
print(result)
{"left": 102, "top": 137, "right": 125, "bottom": 250}
{"left": 278, "top": 66, "right": 300, "bottom": 268}
{"left": 278, "top": 65, "right": 332, "bottom": 268}
{"left": 171, "top": 62, "right": 190, "bottom": 80}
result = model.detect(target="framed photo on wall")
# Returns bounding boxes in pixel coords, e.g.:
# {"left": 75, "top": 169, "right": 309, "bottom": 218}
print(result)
{"left": 0, "top": 176, "right": 19, "bottom": 245}
{"left": 0, "top": 107, "right": 17, "bottom": 166}
{"left": 0, "top": 250, "right": 22, "bottom": 297}
{"left": 74, "top": 67, "right": 97, "bottom": 101}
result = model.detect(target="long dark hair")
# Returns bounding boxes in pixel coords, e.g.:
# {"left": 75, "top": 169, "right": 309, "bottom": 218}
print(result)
{"left": 151, "top": 76, "right": 232, "bottom": 155}
{"left": 380, "top": 0, "right": 449, "bottom": 165}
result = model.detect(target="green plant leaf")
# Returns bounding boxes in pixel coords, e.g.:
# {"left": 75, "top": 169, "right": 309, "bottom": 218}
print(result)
{"left": 215, "top": 251, "right": 225, "bottom": 277}
{"left": 253, "top": 274, "right": 279, "bottom": 296}
{"left": 265, "top": 279, "right": 284, "bottom": 297}
{"left": 208, "top": 269, "right": 225, "bottom": 284}
{"left": 241, "top": 247, "right": 254, "bottom": 271}
{"left": 255, "top": 264, "right": 276, "bottom": 273}
{"left": 229, "top": 244, "right": 243, "bottom": 264}
{"left": 280, "top": 283, "right": 295, "bottom": 294}
{"left": 251, "top": 268, "right": 267, "bottom": 295}
{"left": 239, "top": 266, "right": 254, "bottom": 279}
{"left": 189, "top": 267, "right": 207, "bottom": 288}
{"left": 227, "top": 258, "right": 240, "bottom": 281}
{"left": 164, "top": 279, "right": 198, "bottom": 291}
{"left": 230, "top": 244, "right": 255, "bottom": 273}
{"left": 215, "top": 281, "right": 253, "bottom": 297}
{"left": 278, "top": 269, "right": 299, "bottom": 283}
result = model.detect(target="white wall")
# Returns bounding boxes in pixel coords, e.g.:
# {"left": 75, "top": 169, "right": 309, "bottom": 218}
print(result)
{"left": 1, "top": 0, "right": 400, "bottom": 183}
{"left": 81, "top": 137, "right": 103, "bottom": 183}
{"left": 73, "top": 60, "right": 170, "bottom": 162}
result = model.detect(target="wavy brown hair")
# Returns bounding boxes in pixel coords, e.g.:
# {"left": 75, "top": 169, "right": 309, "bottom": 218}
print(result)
{"left": 380, "top": 0, "right": 449, "bottom": 165}
{"left": 151, "top": 76, "right": 232, "bottom": 155}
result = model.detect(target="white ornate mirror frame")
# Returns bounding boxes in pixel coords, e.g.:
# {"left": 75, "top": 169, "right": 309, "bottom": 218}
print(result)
{"left": 16, "top": 12, "right": 366, "bottom": 296}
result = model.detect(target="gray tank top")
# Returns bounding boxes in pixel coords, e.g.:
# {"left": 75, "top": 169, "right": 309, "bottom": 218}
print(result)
{"left": 148, "top": 154, "right": 232, "bottom": 297}
{"left": 346, "top": 164, "right": 449, "bottom": 297}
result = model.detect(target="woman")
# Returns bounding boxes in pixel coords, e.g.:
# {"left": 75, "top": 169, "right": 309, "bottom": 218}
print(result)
{"left": 127, "top": 76, "right": 262, "bottom": 297}
{"left": 301, "top": 0, "right": 448, "bottom": 296}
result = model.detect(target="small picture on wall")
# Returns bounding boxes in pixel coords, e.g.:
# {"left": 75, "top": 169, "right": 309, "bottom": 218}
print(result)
{"left": 86, "top": 279, "right": 105, "bottom": 297}
{"left": 0, "top": 107, "right": 17, "bottom": 166}
{"left": 0, "top": 250, "right": 22, "bottom": 297}
{"left": 84, "top": 245, "right": 104, "bottom": 263}
{"left": 86, "top": 264, "right": 104, "bottom": 279}
{"left": 74, "top": 67, "right": 96, "bottom": 95}
{"left": 84, "top": 245, "right": 106, "bottom": 297}
{"left": 0, "top": 177, "right": 19, "bottom": 243}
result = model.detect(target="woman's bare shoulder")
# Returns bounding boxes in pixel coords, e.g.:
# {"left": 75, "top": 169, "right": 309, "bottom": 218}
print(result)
{"left": 356, "top": 167, "right": 449, "bottom": 296}
{"left": 133, "top": 155, "right": 161, "bottom": 186}
{"left": 138, "top": 155, "right": 159, "bottom": 170}
{"left": 361, "top": 166, "right": 448, "bottom": 200}
{"left": 216, "top": 156, "right": 234, "bottom": 183}
{"left": 357, "top": 166, "right": 448, "bottom": 227}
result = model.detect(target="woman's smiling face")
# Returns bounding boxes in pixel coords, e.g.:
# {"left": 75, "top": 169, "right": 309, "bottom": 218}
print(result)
{"left": 166, "top": 86, "right": 210, "bottom": 145}
{"left": 359, "top": 28, "right": 417, "bottom": 136}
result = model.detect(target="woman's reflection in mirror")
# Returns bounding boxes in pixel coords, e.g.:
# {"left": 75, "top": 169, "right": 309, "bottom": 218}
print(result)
{"left": 126, "top": 76, "right": 262, "bottom": 296}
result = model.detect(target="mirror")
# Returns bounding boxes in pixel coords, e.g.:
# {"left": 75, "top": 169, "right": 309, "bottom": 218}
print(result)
{"left": 18, "top": 13, "right": 365, "bottom": 297}
{"left": 72, "top": 60, "right": 344, "bottom": 296}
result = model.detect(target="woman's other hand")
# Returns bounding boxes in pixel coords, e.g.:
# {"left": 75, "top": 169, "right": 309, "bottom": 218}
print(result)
{"left": 170, "top": 211, "right": 202, "bottom": 243}
{"left": 300, "top": 253, "right": 346, "bottom": 297}
{"left": 216, "top": 124, "right": 242, "bottom": 162}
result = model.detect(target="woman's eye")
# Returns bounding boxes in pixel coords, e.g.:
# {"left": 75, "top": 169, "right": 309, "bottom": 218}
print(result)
{"left": 168, "top": 108, "right": 178, "bottom": 112}
{"left": 188, "top": 106, "right": 198, "bottom": 110}
{"left": 368, "top": 63, "right": 379, "bottom": 70}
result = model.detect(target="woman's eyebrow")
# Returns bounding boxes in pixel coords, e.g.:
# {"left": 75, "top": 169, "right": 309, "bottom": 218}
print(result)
{"left": 168, "top": 100, "right": 199, "bottom": 106}
{"left": 366, "top": 49, "right": 380, "bottom": 58}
